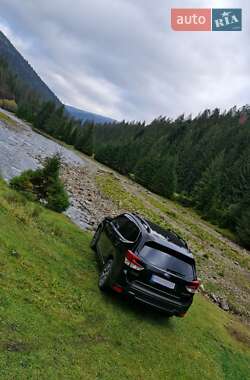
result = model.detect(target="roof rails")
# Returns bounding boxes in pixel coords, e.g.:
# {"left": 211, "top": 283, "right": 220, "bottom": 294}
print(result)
{"left": 131, "top": 212, "right": 189, "bottom": 250}
{"left": 168, "top": 229, "right": 189, "bottom": 249}
{"left": 131, "top": 213, "right": 151, "bottom": 233}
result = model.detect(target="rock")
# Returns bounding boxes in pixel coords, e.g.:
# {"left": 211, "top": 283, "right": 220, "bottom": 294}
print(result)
{"left": 199, "top": 284, "right": 205, "bottom": 293}
{"left": 10, "top": 249, "right": 20, "bottom": 258}
{"left": 211, "top": 293, "right": 220, "bottom": 304}
{"left": 220, "top": 299, "right": 230, "bottom": 311}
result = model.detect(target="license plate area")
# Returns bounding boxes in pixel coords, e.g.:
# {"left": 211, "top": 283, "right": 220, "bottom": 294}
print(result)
{"left": 151, "top": 274, "right": 175, "bottom": 289}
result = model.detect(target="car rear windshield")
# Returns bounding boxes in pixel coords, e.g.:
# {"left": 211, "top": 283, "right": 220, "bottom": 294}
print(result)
{"left": 139, "top": 243, "right": 195, "bottom": 281}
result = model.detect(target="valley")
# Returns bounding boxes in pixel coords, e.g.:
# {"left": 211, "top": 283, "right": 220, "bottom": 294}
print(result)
{"left": 0, "top": 108, "right": 250, "bottom": 324}
{"left": 0, "top": 7, "right": 249, "bottom": 378}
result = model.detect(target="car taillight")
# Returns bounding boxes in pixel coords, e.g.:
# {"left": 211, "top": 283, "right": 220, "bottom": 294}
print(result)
{"left": 112, "top": 284, "right": 124, "bottom": 293}
{"left": 185, "top": 280, "right": 200, "bottom": 294}
{"left": 125, "top": 250, "right": 144, "bottom": 271}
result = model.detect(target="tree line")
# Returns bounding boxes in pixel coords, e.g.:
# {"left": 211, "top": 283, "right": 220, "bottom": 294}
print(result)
{"left": 0, "top": 59, "right": 249, "bottom": 248}
{"left": 92, "top": 111, "right": 250, "bottom": 248}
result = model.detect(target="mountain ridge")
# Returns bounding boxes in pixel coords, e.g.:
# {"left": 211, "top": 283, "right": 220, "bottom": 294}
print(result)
{"left": 0, "top": 30, "right": 60, "bottom": 105}
{"left": 65, "top": 104, "right": 115, "bottom": 124}
{"left": 0, "top": 30, "right": 114, "bottom": 123}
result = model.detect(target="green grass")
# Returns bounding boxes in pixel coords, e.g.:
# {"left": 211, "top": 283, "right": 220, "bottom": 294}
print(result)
{"left": 0, "top": 179, "right": 250, "bottom": 379}
{"left": 142, "top": 193, "right": 250, "bottom": 265}
{"left": 95, "top": 173, "right": 174, "bottom": 228}
{"left": 0, "top": 110, "right": 16, "bottom": 125}
{"left": 95, "top": 173, "right": 250, "bottom": 321}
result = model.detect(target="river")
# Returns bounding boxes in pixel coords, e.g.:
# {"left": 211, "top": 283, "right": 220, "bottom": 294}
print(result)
{"left": 0, "top": 108, "right": 90, "bottom": 229}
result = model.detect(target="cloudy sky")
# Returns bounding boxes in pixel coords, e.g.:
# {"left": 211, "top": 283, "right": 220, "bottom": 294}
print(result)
{"left": 0, "top": 0, "right": 249, "bottom": 121}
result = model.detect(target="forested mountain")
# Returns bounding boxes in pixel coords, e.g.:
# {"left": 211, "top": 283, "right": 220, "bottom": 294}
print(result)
{"left": 66, "top": 105, "right": 115, "bottom": 124}
{"left": 104, "top": 112, "right": 250, "bottom": 246}
{"left": 0, "top": 30, "right": 116, "bottom": 122}
{"left": 0, "top": 30, "right": 249, "bottom": 247}
{"left": 77, "top": 110, "right": 250, "bottom": 248}
{"left": 0, "top": 31, "right": 60, "bottom": 105}
{"left": 26, "top": 100, "right": 250, "bottom": 247}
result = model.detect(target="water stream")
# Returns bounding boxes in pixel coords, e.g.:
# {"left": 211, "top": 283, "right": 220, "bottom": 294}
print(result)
{"left": 0, "top": 118, "right": 90, "bottom": 229}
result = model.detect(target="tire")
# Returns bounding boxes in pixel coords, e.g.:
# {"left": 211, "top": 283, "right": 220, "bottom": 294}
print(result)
{"left": 90, "top": 226, "right": 101, "bottom": 251}
{"left": 98, "top": 258, "right": 113, "bottom": 291}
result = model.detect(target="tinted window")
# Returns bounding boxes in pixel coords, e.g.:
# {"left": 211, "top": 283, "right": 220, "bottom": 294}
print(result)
{"left": 145, "top": 219, "right": 187, "bottom": 248}
{"left": 113, "top": 216, "right": 140, "bottom": 242}
{"left": 139, "top": 244, "right": 194, "bottom": 281}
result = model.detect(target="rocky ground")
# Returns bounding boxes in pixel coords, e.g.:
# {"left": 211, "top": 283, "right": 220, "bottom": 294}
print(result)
{"left": 61, "top": 164, "right": 121, "bottom": 229}
{"left": 60, "top": 157, "right": 250, "bottom": 324}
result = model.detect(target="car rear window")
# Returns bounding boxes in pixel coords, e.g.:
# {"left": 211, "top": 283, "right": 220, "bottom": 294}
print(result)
{"left": 139, "top": 243, "right": 195, "bottom": 281}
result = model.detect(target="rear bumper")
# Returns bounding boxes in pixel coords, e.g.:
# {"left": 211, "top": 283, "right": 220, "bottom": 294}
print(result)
{"left": 125, "top": 281, "right": 192, "bottom": 315}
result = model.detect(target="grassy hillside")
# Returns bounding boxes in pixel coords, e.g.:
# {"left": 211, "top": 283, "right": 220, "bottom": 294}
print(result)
{"left": 95, "top": 172, "right": 250, "bottom": 320}
{"left": 0, "top": 179, "right": 250, "bottom": 380}
{"left": 0, "top": 109, "right": 17, "bottom": 125}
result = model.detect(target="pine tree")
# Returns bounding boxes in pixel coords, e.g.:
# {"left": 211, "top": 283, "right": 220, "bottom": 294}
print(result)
{"left": 152, "top": 156, "right": 177, "bottom": 198}
{"left": 193, "top": 153, "right": 225, "bottom": 219}
{"left": 134, "top": 155, "right": 161, "bottom": 188}
{"left": 34, "top": 102, "right": 56, "bottom": 130}
{"left": 74, "top": 123, "right": 94, "bottom": 155}
{"left": 236, "top": 193, "right": 250, "bottom": 247}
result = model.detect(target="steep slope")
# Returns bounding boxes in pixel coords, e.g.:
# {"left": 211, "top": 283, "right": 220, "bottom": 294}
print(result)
{"left": 0, "top": 30, "right": 60, "bottom": 105}
{"left": 1, "top": 108, "right": 249, "bottom": 321}
{"left": 66, "top": 104, "right": 115, "bottom": 124}
{"left": 0, "top": 31, "right": 115, "bottom": 124}
{"left": 0, "top": 179, "right": 249, "bottom": 379}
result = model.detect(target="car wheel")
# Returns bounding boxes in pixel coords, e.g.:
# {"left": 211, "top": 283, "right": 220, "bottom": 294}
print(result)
{"left": 98, "top": 258, "right": 113, "bottom": 291}
{"left": 90, "top": 226, "right": 102, "bottom": 250}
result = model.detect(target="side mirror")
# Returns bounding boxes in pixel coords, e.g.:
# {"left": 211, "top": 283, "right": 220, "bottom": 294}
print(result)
{"left": 105, "top": 216, "right": 112, "bottom": 222}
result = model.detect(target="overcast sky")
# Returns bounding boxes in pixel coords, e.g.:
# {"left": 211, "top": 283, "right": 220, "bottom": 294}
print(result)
{"left": 0, "top": 0, "right": 249, "bottom": 122}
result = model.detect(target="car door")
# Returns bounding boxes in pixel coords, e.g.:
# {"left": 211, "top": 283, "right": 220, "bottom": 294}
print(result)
{"left": 98, "top": 215, "right": 140, "bottom": 268}
{"left": 110, "top": 215, "right": 141, "bottom": 280}
{"left": 97, "top": 219, "right": 117, "bottom": 264}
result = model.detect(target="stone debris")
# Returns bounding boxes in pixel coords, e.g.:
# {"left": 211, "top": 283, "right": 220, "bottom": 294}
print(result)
{"left": 220, "top": 299, "right": 230, "bottom": 311}
{"left": 210, "top": 293, "right": 230, "bottom": 312}
{"left": 61, "top": 163, "right": 120, "bottom": 230}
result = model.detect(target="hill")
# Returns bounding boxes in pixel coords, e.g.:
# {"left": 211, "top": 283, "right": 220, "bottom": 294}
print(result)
{"left": 90, "top": 110, "right": 250, "bottom": 248}
{"left": 0, "top": 31, "right": 60, "bottom": 105}
{"left": 0, "top": 31, "right": 116, "bottom": 124}
{"left": 1, "top": 29, "right": 249, "bottom": 249}
{"left": 0, "top": 178, "right": 249, "bottom": 379}
{"left": 66, "top": 105, "right": 115, "bottom": 124}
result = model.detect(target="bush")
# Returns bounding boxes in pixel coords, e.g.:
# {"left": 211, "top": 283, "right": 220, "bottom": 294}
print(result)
{"left": 0, "top": 99, "right": 18, "bottom": 113}
{"left": 46, "top": 179, "right": 70, "bottom": 212}
{"left": 9, "top": 170, "right": 36, "bottom": 199}
{"left": 10, "top": 155, "right": 69, "bottom": 213}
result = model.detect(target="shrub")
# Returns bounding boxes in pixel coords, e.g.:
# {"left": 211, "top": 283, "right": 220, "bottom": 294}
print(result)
{"left": 9, "top": 170, "right": 36, "bottom": 199}
{"left": 0, "top": 99, "right": 18, "bottom": 113}
{"left": 46, "top": 179, "right": 70, "bottom": 212}
{"left": 10, "top": 154, "right": 69, "bottom": 213}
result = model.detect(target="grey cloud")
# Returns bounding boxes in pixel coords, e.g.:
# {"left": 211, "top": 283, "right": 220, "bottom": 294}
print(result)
{"left": 0, "top": 0, "right": 249, "bottom": 121}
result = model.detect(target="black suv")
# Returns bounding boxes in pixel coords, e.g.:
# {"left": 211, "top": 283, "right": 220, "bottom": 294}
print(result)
{"left": 91, "top": 213, "right": 199, "bottom": 317}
